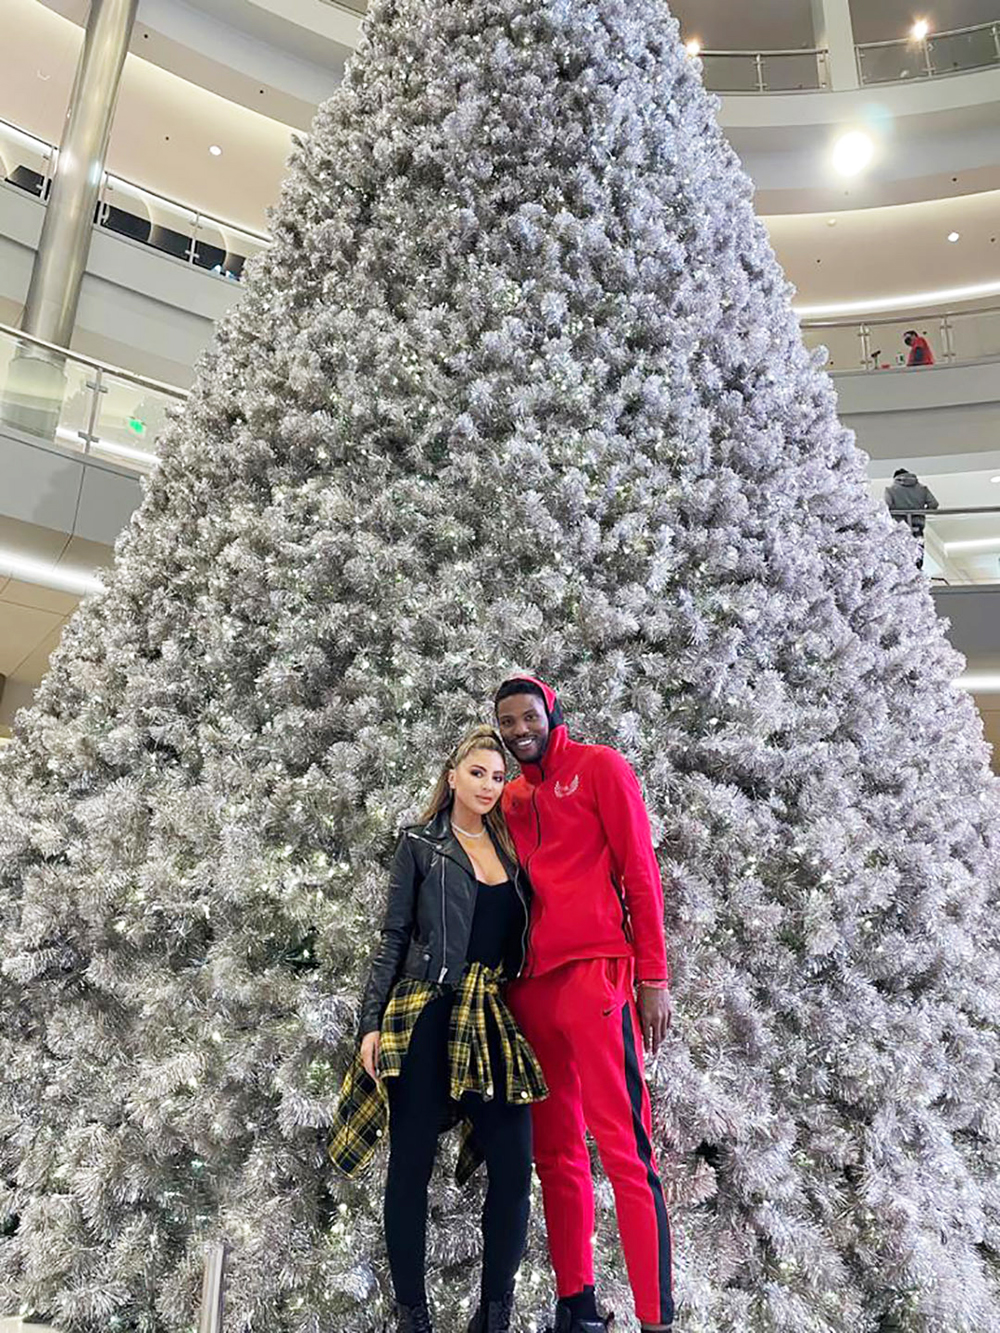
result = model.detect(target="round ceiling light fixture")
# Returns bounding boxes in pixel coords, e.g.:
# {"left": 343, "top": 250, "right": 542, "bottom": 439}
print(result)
{"left": 911, "top": 19, "right": 931, "bottom": 40}
{"left": 832, "top": 131, "right": 875, "bottom": 177}
{"left": 685, "top": 38, "right": 702, "bottom": 56}
{"left": 947, "top": 231, "right": 961, "bottom": 243}
{"left": 209, "top": 144, "right": 223, "bottom": 157}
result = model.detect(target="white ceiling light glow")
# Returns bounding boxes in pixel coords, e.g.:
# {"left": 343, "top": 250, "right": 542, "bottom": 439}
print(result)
{"left": 832, "top": 131, "right": 875, "bottom": 178}
{"left": 957, "top": 674, "right": 1000, "bottom": 694}
{"left": 948, "top": 231, "right": 961, "bottom": 242}
{"left": 209, "top": 144, "right": 223, "bottom": 157}
{"left": 795, "top": 279, "right": 1000, "bottom": 319}
{"left": 911, "top": 19, "right": 931, "bottom": 40}
{"left": 0, "top": 549, "right": 104, "bottom": 596}
{"left": 943, "top": 537, "right": 1000, "bottom": 555}
{"left": 685, "top": 38, "right": 702, "bottom": 56}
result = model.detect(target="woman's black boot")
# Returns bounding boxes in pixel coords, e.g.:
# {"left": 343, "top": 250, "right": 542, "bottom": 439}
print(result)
{"left": 397, "top": 1301, "right": 433, "bottom": 1333}
{"left": 467, "top": 1290, "right": 515, "bottom": 1333}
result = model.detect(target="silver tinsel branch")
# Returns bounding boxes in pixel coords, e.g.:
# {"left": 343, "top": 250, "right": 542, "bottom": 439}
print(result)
{"left": 0, "top": 1, "right": 998, "bottom": 1331}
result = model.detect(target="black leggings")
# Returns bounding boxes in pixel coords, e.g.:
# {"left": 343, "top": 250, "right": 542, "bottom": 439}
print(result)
{"left": 385, "top": 995, "right": 532, "bottom": 1306}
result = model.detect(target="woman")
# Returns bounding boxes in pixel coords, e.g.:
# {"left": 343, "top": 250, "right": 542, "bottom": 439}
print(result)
{"left": 331, "top": 726, "right": 547, "bottom": 1333}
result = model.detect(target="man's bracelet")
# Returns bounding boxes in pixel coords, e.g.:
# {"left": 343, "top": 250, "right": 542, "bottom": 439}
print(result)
{"left": 638, "top": 979, "right": 671, "bottom": 990}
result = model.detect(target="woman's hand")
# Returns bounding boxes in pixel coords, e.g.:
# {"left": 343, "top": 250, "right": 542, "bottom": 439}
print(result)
{"left": 360, "top": 1030, "right": 381, "bottom": 1081}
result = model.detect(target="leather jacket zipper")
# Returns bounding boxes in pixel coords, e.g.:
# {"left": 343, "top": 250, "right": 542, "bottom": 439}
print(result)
{"left": 438, "top": 856, "right": 448, "bottom": 983}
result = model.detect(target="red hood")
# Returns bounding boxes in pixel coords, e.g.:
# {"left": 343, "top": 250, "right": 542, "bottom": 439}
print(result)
{"left": 495, "top": 674, "right": 570, "bottom": 785}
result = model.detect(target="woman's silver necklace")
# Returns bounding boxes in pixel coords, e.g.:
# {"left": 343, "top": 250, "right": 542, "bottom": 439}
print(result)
{"left": 451, "top": 820, "right": 487, "bottom": 839}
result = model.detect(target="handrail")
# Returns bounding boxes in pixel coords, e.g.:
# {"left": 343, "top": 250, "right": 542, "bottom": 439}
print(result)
{"left": 697, "top": 46, "right": 827, "bottom": 58}
{"left": 890, "top": 507, "right": 1000, "bottom": 516}
{"left": 0, "top": 113, "right": 269, "bottom": 245}
{"left": 800, "top": 303, "right": 1000, "bottom": 331}
{"left": 857, "top": 19, "right": 1000, "bottom": 50}
{"left": 0, "top": 321, "right": 188, "bottom": 399}
{"left": 103, "top": 173, "right": 270, "bottom": 244}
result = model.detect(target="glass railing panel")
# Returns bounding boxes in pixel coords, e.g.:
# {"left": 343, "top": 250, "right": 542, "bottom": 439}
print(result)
{"left": 759, "top": 51, "right": 826, "bottom": 91}
{"left": 948, "top": 308, "right": 1000, "bottom": 362}
{"left": 102, "top": 176, "right": 196, "bottom": 262}
{"left": 191, "top": 218, "right": 267, "bottom": 282}
{"left": 0, "top": 117, "right": 53, "bottom": 199}
{"left": 91, "top": 370, "right": 174, "bottom": 470}
{"left": 192, "top": 217, "right": 229, "bottom": 276}
{"left": 918, "top": 511, "right": 1000, "bottom": 585}
{"left": 700, "top": 53, "right": 763, "bottom": 93}
{"left": 857, "top": 40, "right": 930, "bottom": 85}
{"left": 865, "top": 318, "right": 943, "bottom": 371}
{"left": 928, "top": 25, "right": 1000, "bottom": 76}
{"left": 800, "top": 323, "right": 869, "bottom": 371}
{"left": 0, "top": 326, "right": 185, "bottom": 473}
{"left": 55, "top": 359, "right": 117, "bottom": 455}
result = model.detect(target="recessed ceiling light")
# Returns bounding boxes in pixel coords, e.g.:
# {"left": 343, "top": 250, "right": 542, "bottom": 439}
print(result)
{"left": 947, "top": 231, "right": 961, "bottom": 242}
{"left": 209, "top": 144, "right": 223, "bottom": 157}
{"left": 827, "top": 218, "right": 838, "bottom": 226}
{"left": 911, "top": 19, "right": 931, "bottom": 40}
{"left": 685, "top": 38, "right": 702, "bottom": 56}
{"left": 991, "top": 475, "right": 1000, "bottom": 484}
{"left": 832, "top": 131, "right": 874, "bottom": 177}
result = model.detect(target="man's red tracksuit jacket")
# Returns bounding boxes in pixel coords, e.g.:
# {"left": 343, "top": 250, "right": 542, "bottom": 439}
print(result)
{"left": 501, "top": 676, "right": 673, "bottom": 1326}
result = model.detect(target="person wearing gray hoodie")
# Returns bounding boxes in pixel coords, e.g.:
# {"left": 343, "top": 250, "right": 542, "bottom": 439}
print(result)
{"left": 885, "top": 468, "right": 940, "bottom": 568}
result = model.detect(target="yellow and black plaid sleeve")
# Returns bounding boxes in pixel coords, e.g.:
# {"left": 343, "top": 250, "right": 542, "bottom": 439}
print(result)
{"left": 329, "top": 980, "right": 438, "bottom": 1180}
{"left": 330, "top": 966, "right": 547, "bottom": 1184}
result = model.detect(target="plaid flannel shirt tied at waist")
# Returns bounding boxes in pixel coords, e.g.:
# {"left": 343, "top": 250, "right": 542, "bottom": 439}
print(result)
{"left": 329, "top": 961, "right": 548, "bottom": 1186}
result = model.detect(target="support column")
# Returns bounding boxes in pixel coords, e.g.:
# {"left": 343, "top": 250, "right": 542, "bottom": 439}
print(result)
{"left": 810, "top": 0, "right": 860, "bottom": 90}
{"left": 4, "top": 0, "right": 138, "bottom": 437}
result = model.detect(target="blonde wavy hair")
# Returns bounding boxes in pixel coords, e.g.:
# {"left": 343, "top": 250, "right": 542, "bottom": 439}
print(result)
{"left": 418, "top": 725, "right": 517, "bottom": 862}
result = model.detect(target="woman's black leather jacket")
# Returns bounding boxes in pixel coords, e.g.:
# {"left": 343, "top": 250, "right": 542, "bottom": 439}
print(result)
{"left": 359, "top": 805, "right": 530, "bottom": 1035}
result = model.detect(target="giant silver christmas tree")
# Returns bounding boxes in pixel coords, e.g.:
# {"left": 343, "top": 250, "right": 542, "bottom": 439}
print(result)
{"left": 2, "top": 1, "right": 999, "bottom": 1331}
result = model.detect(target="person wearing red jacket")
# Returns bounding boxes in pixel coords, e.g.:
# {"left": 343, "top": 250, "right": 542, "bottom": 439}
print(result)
{"left": 494, "top": 675, "right": 674, "bottom": 1333}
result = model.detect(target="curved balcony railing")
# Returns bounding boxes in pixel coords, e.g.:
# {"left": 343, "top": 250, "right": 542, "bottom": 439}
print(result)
{"left": 857, "top": 20, "right": 1000, "bottom": 85}
{"left": 0, "top": 116, "right": 269, "bottom": 284}
{"left": 0, "top": 322, "right": 186, "bottom": 472}
{"left": 889, "top": 508, "right": 1000, "bottom": 585}
{"left": 698, "top": 48, "right": 829, "bottom": 93}
{"left": 3, "top": 298, "right": 999, "bottom": 477}
{"left": 801, "top": 305, "right": 1000, "bottom": 373}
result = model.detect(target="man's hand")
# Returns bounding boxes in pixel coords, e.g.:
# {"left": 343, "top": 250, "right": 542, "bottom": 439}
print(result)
{"left": 637, "top": 983, "right": 672, "bottom": 1054}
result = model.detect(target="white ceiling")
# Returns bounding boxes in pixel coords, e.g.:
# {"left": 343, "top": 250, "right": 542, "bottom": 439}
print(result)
{"left": 764, "top": 191, "right": 1000, "bottom": 310}
{"left": 849, "top": 0, "right": 1000, "bottom": 46}
{"left": 4, "top": 0, "right": 1000, "bottom": 301}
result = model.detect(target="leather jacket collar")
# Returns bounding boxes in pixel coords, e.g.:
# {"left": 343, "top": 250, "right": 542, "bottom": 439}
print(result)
{"left": 415, "top": 803, "right": 519, "bottom": 881}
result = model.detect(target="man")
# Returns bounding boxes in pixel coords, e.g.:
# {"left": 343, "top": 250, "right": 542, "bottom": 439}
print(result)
{"left": 885, "top": 468, "right": 940, "bottom": 569}
{"left": 903, "top": 330, "right": 935, "bottom": 367}
{"left": 494, "top": 675, "right": 673, "bottom": 1333}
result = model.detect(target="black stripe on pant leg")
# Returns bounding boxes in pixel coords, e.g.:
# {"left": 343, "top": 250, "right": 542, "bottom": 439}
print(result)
{"left": 620, "top": 1004, "right": 674, "bottom": 1325}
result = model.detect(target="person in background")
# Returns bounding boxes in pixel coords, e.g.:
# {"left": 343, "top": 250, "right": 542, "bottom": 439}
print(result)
{"left": 885, "top": 468, "right": 940, "bottom": 569}
{"left": 494, "top": 676, "right": 674, "bottom": 1333}
{"left": 904, "top": 330, "right": 935, "bottom": 367}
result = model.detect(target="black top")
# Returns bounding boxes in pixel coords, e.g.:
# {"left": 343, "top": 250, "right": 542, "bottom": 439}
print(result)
{"left": 466, "top": 879, "right": 521, "bottom": 972}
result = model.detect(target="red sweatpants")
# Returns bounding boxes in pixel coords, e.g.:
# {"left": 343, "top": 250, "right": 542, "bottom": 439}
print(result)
{"left": 508, "top": 959, "right": 673, "bottom": 1326}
